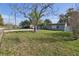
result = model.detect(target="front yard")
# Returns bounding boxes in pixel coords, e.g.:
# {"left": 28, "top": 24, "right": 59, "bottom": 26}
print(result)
{"left": 0, "top": 30, "right": 79, "bottom": 56}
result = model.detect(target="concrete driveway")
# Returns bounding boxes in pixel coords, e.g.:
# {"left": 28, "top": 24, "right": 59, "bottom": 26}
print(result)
{"left": 4, "top": 29, "right": 34, "bottom": 32}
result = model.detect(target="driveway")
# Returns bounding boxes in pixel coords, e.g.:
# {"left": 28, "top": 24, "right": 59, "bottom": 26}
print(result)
{"left": 4, "top": 29, "right": 34, "bottom": 32}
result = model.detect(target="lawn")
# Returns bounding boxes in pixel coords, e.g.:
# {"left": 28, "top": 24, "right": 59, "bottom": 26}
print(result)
{"left": 0, "top": 30, "right": 79, "bottom": 56}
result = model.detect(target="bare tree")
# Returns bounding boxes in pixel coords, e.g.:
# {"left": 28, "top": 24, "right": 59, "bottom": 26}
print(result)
{"left": 58, "top": 14, "right": 66, "bottom": 24}
{"left": 13, "top": 3, "right": 54, "bottom": 32}
{"left": 60, "top": 8, "right": 79, "bottom": 40}
{"left": 68, "top": 11, "right": 79, "bottom": 40}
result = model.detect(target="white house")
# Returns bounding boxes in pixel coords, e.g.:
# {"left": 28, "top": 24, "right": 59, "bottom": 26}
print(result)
{"left": 43, "top": 22, "right": 71, "bottom": 31}
{"left": 44, "top": 24, "right": 65, "bottom": 31}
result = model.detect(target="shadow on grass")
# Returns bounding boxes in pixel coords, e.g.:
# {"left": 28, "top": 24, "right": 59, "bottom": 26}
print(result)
{"left": 4, "top": 31, "right": 76, "bottom": 44}
{"left": 32, "top": 37, "right": 75, "bottom": 43}
{"left": 31, "top": 31, "right": 75, "bottom": 43}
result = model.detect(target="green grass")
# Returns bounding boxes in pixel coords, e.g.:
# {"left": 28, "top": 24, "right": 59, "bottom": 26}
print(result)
{"left": 0, "top": 30, "right": 79, "bottom": 56}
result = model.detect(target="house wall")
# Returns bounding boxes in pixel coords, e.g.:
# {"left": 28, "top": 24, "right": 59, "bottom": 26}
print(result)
{"left": 45, "top": 25, "right": 65, "bottom": 30}
{"left": 42, "top": 23, "right": 71, "bottom": 31}
{"left": 57, "top": 25, "right": 65, "bottom": 30}
{"left": 51, "top": 25, "right": 57, "bottom": 30}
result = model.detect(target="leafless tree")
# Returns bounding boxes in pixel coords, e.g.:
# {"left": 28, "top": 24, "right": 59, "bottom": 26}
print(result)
{"left": 68, "top": 11, "right": 79, "bottom": 40}
{"left": 11, "top": 3, "right": 54, "bottom": 32}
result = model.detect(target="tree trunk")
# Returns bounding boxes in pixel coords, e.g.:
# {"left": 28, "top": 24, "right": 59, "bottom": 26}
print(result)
{"left": 34, "top": 26, "right": 37, "bottom": 32}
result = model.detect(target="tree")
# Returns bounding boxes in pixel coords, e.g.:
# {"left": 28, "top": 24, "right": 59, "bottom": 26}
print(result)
{"left": 58, "top": 8, "right": 79, "bottom": 40}
{"left": 19, "top": 20, "right": 30, "bottom": 28}
{"left": 58, "top": 8, "right": 74, "bottom": 24}
{"left": 68, "top": 11, "right": 79, "bottom": 40}
{"left": 28, "top": 11, "right": 45, "bottom": 31}
{"left": 65, "top": 8, "right": 74, "bottom": 24}
{"left": 0, "top": 14, "right": 4, "bottom": 26}
{"left": 64, "top": 8, "right": 79, "bottom": 40}
{"left": 58, "top": 14, "right": 65, "bottom": 24}
{"left": 14, "top": 3, "right": 54, "bottom": 32}
{"left": 44, "top": 19, "right": 52, "bottom": 25}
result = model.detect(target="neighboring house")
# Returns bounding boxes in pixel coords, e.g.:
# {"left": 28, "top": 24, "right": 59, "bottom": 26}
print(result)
{"left": 44, "top": 24, "right": 65, "bottom": 31}
{"left": 29, "top": 22, "right": 71, "bottom": 31}
{"left": 43, "top": 22, "right": 71, "bottom": 31}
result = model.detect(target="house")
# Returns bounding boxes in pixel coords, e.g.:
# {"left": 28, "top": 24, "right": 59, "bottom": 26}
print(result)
{"left": 29, "top": 22, "right": 71, "bottom": 31}
{"left": 43, "top": 23, "right": 71, "bottom": 31}
{"left": 44, "top": 23, "right": 65, "bottom": 31}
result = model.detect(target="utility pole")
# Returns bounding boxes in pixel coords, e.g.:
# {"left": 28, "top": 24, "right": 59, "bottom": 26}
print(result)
{"left": 8, "top": 14, "right": 11, "bottom": 29}
{"left": 14, "top": 11, "right": 17, "bottom": 29}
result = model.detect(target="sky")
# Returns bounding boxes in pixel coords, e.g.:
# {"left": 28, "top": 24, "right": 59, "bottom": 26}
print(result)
{"left": 0, "top": 3, "right": 76, "bottom": 25}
